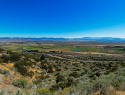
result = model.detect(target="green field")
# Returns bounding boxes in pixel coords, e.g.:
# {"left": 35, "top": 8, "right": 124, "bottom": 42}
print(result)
{"left": 3, "top": 44, "right": 71, "bottom": 52}
{"left": 3, "top": 47, "right": 21, "bottom": 52}
{"left": 41, "top": 45, "right": 71, "bottom": 49}
{"left": 23, "top": 45, "right": 71, "bottom": 50}
{"left": 3, "top": 42, "right": 125, "bottom": 53}
{"left": 71, "top": 47, "right": 97, "bottom": 51}
{"left": 14, "top": 44, "right": 25, "bottom": 47}
{"left": 2, "top": 43, "right": 98, "bottom": 52}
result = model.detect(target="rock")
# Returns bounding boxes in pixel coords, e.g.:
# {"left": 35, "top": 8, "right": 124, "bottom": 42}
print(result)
{"left": 8, "top": 71, "right": 11, "bottom": 76}
{"left": 32, "top": 78, "right": 36, "bottom": 83}
{"left": 28, "top": 83, "right": 37, "bottom": 89}
{"left": 41, "top": 71, "right": 46, "bottom": 75}
{"left": 50, "top": 80, "right": 56, "bottom": 86}
{"left": 0, "top": 74, "right": 5, "bottom": 84}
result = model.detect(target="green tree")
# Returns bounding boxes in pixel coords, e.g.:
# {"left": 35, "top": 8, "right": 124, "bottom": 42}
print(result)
{"left": 40, "top": 54, "right": 45, "bottom": 60}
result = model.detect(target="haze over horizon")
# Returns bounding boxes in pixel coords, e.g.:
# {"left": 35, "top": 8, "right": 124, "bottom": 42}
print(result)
{"left": 0, "top": 0, "right": 125, "bottom": 38}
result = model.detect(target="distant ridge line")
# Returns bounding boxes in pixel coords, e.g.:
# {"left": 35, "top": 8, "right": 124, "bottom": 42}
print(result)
{"left": 0, "top": 37, "right": 125, "bottom": 42}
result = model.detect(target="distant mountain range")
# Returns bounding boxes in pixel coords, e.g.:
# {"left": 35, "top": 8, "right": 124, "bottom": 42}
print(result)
{"left": 0, "top": 37, "right": 125, "bottom": 42}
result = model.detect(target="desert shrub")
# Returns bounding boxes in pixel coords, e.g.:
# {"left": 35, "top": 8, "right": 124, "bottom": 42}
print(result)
{"left": 56, "top": 74, "right": 65, "bottom": 83}
{"left": 14, "top": 61, "right": 28, "bottom": 76}
{"left": 66, "top": 84, "right": 92, "bottom": 95}
{"left": 0, "top": 69, "right": 11, "bottom": 75}
{"left": 29, "top": 71, "right": 34, "bottom": 78}
{"left": 58, "top": 82, "right": 67, "bottom": 89}
{"left": 0, "top": 48, "right": 4, "bottom": 51}
{"left": 55, "top": 72, "right": 60, "bottom": 76}
{"left": 7, "top": 50, "right": 12, "bottom": 54}
{"left": 121, "top": 62, "right": 125, "bottom": 67}
{"left": 111, "top": 76, "right": 125, "bottom": 90}
{"left": 37, "top": 82, "right": 46, "bottom": 88}
{"left": 50, "top": 84, "right": 59, "bottom": 92}
{"left": 40, "top": 61, "right": 48, "bottom": 69}
{"left": 89, "top": 72, "right": 101, "bottom": 79}
{"left": 84, "top": 85, "right": 93, "bottom": 95}
{"left": 32, "top": 62, "right": 37, "bottom": 65}
{"left": 92, "top": 80, "right": 102, "bottom": 92}
{"left": 16, "top": 89, "right": 29, "bottom": 95}
{"left": 0, "top": 90, "right": 4, "bottom": 95}
{"left": 109, "top": 62, "right": 112, "bottom": 67}
{"left": 104, "top": 71, "right": 110, "bottom": 75}
{"left": 0, "top": 59, "right": 2, "bottom": 63}
{"left": 36, "top": 88, "right": 51, "bottom": 95}
{"left": 20, "top": 60, "right": 33, "bottom": 67}
{"left": 1, "top": 54, "right": 10, "bottom": 63}
{"left": 10, "top": 53, "right": 21, "bottom": 62}
{"left": 84, "top": 69, "right": 88, "bottom": 74}
{"left": 110, "top": 66, "right": 118, "bottom": 72}
{"left": 67, "top": 77, "right": 74, "bottom": 87}
{"left": 47, "top": 65, "right": 53, "bottom": 73}
{"left": 23, "top": 57, "right": 30, "bottom": 61}
{"left": 69, "top": 71, "right": 80, "bottom": 78}
{"left": 64, "top": 66, "right": 68, "bottom": 70}
{"left": 115, "top": 68, "right": 125, "bottom": 76}
{"left": 56, "top": 68, "right": 62, "bottom": 71}
{"left": 80, "top": 72, "right": 85, "bottom": 76}
{"left": 35, "top": 58, "right": 41, "bottom": 62}
{"left": 33, "top": 75, "right": 49, "bottom": 84}
{"left": 64, "top": 85, "right": 76, "bottom": 95}
{"left": 95, "top": 72, "right": 101, "bottom": 77}
{"left": 59, "top": 87, "right": 69, "bottom": 95}
{"left": 100, "top": 84, "right": 110, "bottom": 95}
{"left": 0, "top": 89, "right": 12, "bottom": 95}
{"left": 13, "top": 78, "right": 28, "bottom": 88}
{"left": 89, "top": 73, "right": 95, "bottom": 79}
{"left": 116, "top": 72, "right": 125, "bottom": 77}
{"left": 14, "top": 60, "right": 33, "bottom": 76}
{"left": 33, "top": 78, "right": 43, "bottom": 85}
{"left": 72, "top": 67, "right": 80, "bottom": 71}
{"left": 28, "top": 83, "right": 37, "bottom": 89}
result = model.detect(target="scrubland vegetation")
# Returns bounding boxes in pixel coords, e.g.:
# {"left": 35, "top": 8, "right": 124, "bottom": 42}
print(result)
{"left": 1, "top": 42, "right": 125, "bottom": 95}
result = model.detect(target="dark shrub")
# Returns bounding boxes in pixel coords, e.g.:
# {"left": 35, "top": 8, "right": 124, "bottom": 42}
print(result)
{"left": 67, "top": 77, "right": 73, "bottom": 87}
{"left": 1, "top": 54, "right": 10, "bottom": 63}
{"left": 58, "top": 82, "right": 67, "bottom": 89}
{"left": 56, "top": 74, "right": 65, "bottom": 83}
{"left": 13, "top": 78, "right": 28, "bottom": 88}
{"left": 7, "top": 50, "right": 12, "bottom": 54}
{"left": 0, "top": 69, "right": 10, "bottom": 75}
{"left": 50, "top": 84, "right": 59, "bottom": 92}
{"left": 40, "top": 61, "right": 48, "bottom": 69}
{"left": 10, "top": 53, "right": 20, "bottom": 62}
{"left": 47, "top": 65, "right": 53, "bottom": 73}
{"left": 40, "top": 54, "right": 45, "bottom": 60}
{"left": 69, "top": 71, "right": 80, "bottom": 78}
{"left": 14, "top": 61, "right": 28, "bottom": 76}
{"left": 33, "top": 75, "right": 49, "bottom": 84}
{"left": 29, "top": 71, "right": 34, "bottom": 78}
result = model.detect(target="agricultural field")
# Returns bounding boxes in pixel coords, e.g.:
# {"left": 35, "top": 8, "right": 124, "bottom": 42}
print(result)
{"left": 2, "top": 41, "right": 125, "bottom": 54}
{"left": 1, "top": 41, "right": 125, "bottom": 94}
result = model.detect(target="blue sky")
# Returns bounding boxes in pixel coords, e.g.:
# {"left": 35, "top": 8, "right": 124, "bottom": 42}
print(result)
{"left": 0, "top": 0, "right": 125, "bottom": 38}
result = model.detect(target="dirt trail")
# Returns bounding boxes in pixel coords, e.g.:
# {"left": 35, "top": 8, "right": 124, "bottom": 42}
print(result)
{"left": 73, "top": 51, "right": 124, "bottom": 57}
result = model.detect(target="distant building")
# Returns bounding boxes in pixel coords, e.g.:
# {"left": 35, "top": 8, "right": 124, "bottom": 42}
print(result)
{"left": 24, "top": 50, "right": 27, "bottom": 52}
{"left": 24, "top": 50, "right": 38, "bottom": 52}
